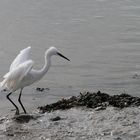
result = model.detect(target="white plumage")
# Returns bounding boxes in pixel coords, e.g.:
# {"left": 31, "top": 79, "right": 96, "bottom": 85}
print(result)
{"left": 1, "top": 46, "right": 70, "bottom": 115}
{"left": 9, "top": 46, "right": 31, "bottom": 72}
{"left": 1, "top": 60, "right": 34, "bottom": 91}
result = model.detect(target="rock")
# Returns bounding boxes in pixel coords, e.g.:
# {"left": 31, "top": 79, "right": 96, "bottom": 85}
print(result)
{"left": 50, "top": 116, "right": 61, "bottom": 121}
{"left": 36, "top": 87, "right": 50, "bottom": 92}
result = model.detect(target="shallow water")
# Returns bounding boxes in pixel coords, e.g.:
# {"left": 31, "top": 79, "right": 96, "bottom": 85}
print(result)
{"left": 0, "top": 0, "right": 140, "bottom": 112}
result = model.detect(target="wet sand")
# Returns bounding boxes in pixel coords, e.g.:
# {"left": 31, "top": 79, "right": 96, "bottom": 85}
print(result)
{"left": 0, "top": 91, "right": 140, "bottom": 140}
{"left": 0, "top": 107, "right": 140, "bottom": 140}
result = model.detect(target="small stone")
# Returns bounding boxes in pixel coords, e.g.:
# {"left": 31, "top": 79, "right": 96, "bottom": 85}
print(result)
{"left": 36, "top": 87, "right": 50, "bottom": 92}
{"left": 36, "top": 87, "right": 45, "bottom": 92}
{"left": 7, "top": 133, "right": 14, "bottom": 136}
{"left": 50, "top": 116, "right": 61, "bottom": 121}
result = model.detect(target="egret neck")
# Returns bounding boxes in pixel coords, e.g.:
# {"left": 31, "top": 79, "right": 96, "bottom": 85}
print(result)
{"left": 36, "top": 50, "right": 51, "bottom": 80}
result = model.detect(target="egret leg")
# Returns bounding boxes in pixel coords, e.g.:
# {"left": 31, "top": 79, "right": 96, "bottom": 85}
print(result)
{"left": 7, "top": 92, "right": 19, "bottom": 115}
{"left": 18, "top": 88, "right": 27, "bottom": 114}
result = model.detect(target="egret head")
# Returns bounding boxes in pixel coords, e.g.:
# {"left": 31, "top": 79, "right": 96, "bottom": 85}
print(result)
{"left": 46, "top": 46, "right": 70, "bottom": 61}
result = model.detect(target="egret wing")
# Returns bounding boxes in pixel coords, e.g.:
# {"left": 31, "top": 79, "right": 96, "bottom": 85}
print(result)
{"left": 1, "top": 60, "right": 34, "bottom": 90}
{"left": 9, "top": 46, "right": 31, "bottom": 72}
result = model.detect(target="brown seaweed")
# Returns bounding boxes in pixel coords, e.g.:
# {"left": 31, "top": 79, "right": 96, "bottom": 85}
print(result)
{"left": 38, "top": 91, "right": 140, "bottom": 113}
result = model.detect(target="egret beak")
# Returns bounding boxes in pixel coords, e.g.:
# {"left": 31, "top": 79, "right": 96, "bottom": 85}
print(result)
{"left": 57, "top": 52, "right": 70, "bottom": 61}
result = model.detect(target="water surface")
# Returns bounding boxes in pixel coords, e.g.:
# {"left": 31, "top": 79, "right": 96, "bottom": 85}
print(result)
{"left": 0, "top": 0, "right": 140, "bottom": 112}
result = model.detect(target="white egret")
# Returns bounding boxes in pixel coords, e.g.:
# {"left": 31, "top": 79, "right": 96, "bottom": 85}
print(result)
{"left": 0, "top": 46, "right": 70, "bottom": 115}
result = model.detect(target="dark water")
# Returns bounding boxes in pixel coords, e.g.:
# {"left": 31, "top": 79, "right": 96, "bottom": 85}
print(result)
{"left": 0, "top": 0, "right": 140, "bottom": 112}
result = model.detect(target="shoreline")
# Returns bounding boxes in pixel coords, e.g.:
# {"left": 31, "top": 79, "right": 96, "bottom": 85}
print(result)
{"left": 0, "top": 91, "right": 140, "bottom": 140}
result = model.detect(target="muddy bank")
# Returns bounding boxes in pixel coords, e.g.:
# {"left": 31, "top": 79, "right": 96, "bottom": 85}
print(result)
{"left": 38, "top": 91, "right": 140, "bottom": 113}
{"left": 2, "top": 107, "right": 140, "bottom": 140}
{"left": 1, "top": 91, "right": 140, "bottom": 140}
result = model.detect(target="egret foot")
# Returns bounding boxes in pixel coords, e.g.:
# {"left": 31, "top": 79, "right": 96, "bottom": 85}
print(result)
{"left": 15, "top": 110, "right": 20, "bottom": 116}
{"left": 13, "top": 114, "right": 41, "bottom": 123}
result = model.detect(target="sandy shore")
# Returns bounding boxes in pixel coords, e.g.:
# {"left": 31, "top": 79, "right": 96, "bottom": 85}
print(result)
{"left": 0, "top": 107, "right": 139, "bottom": 140}
{"left": 0, "top": 91, "right": 140, "bottom": 140}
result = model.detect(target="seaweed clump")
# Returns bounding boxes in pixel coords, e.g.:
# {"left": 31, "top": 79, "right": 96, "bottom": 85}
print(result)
{"left": 38, "top": 91, "right": 140, "bottom": 113}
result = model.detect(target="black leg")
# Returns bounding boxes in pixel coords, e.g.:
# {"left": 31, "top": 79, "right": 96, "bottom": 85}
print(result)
{"left": 7, "top": 92, "right": 19, "bottom": 115}
{"left": 18, "top": 88, "right": 27, "bottom": 114}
